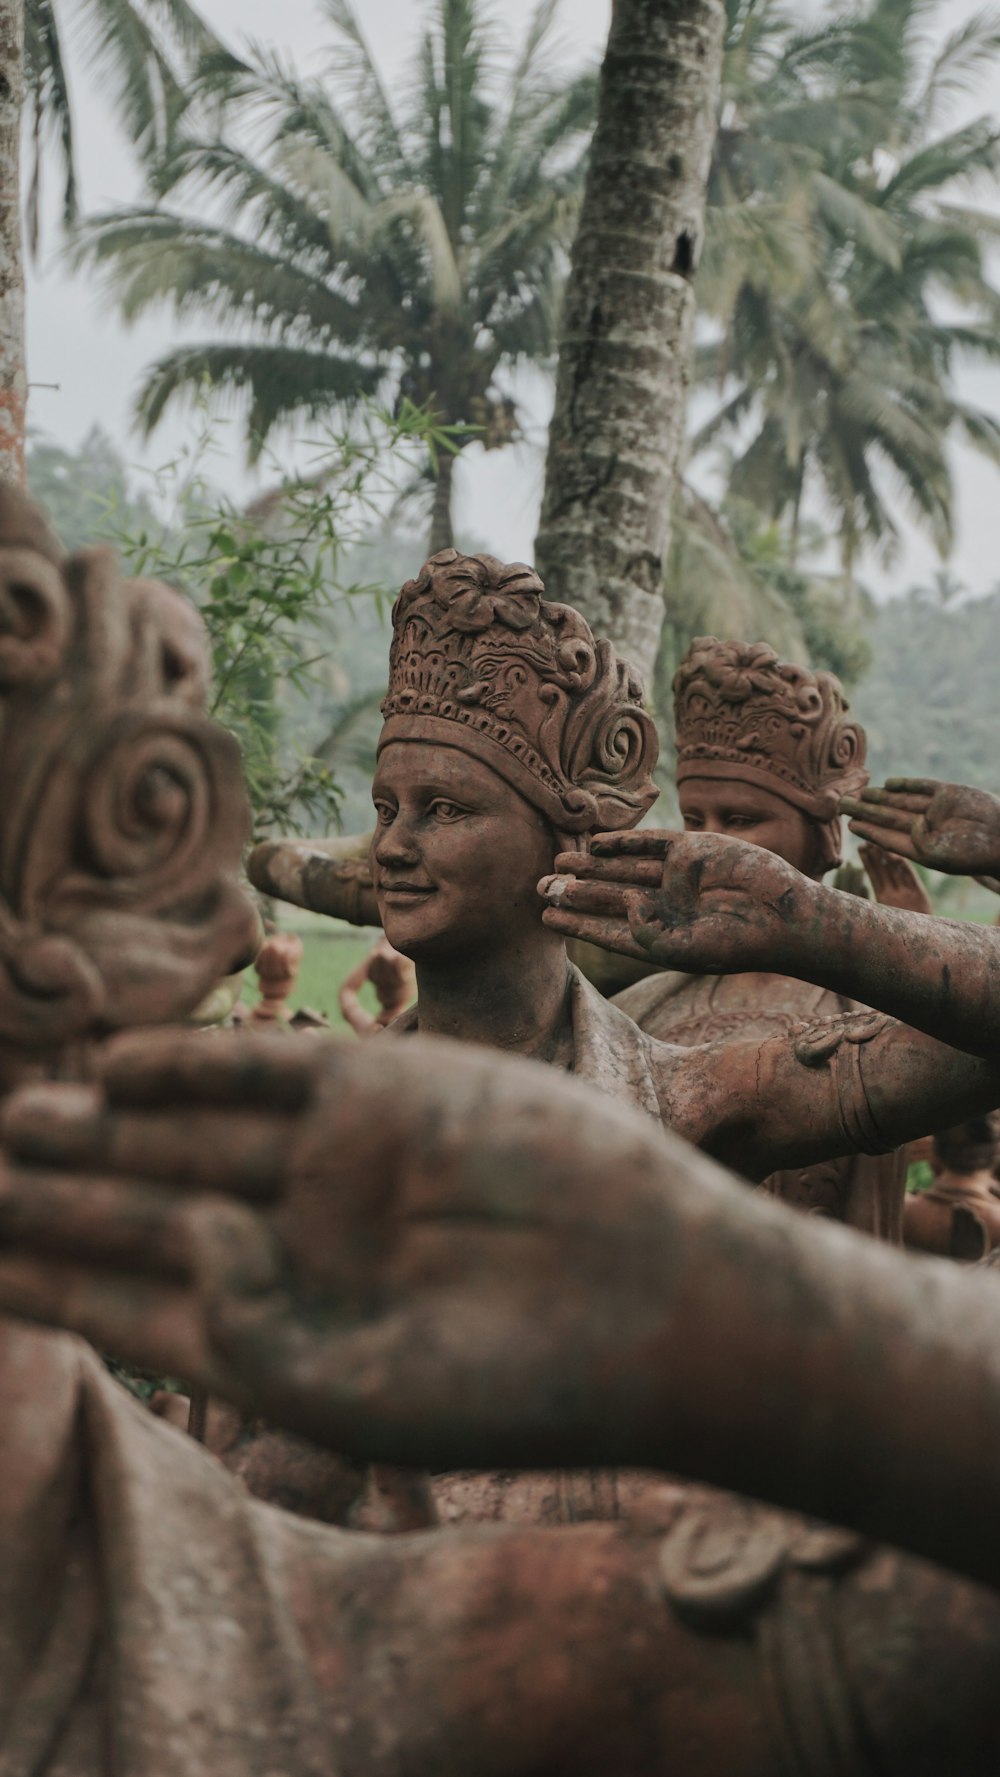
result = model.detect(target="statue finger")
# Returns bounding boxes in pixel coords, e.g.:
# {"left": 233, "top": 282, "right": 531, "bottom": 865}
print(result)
{"left": 846, "top": 821, "right": 919, "bottom": 860}
{"left": 4, "top": 1093, "right": 291, "bottom": 1200}
{"left": 842, "top": 801, "right": 915, "bottom": 835}
{"left": 883, "top": 777, "right": 940, "bottom": 797}
{"left": 100, "top": 1028, "right": 317, "bottom": 1112}
{"left": 0, "top": 1256, "right": 225, "bottom": 1389}
{"left": 0, "top": 1165, "right": 194, "bottom": 1276}
{"left": 550, "top": 854, "right": 663, "bottom": 886}
{"left": 846, "top": 786, "right": 930, "bottom": 815}
{"left": 541, "top": 907, "right": 648, "bottom": 961}
{"left": 589, "top": 831, "right": 676, "bottom": 859}
{"left": 539, "top": 876, "right": 632, "bottom": 917}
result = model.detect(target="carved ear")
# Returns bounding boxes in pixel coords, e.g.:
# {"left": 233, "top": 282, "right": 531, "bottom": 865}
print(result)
{"left": 0, "top": 547, "right": 72, "bottom": 687}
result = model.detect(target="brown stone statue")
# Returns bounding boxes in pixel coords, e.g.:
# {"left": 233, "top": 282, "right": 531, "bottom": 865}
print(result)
{"left": 3, "top": 1033, "right": 1000, "bottom": 1773}
{"left": 338, "top": 936, "right": 416, "bottom": 1036}
{"left": 612, "top": 638, "right": 907, "bottom": 1240}
{"left": 843, "top": 775, "right": 1000, "bottom": 881}
{"left": 0, "top": 484, "right": 260, "bottom": 1088}
{"left": 904, "top": 1114, "right": 1000, "bottom": 1259}
{"left": 539, "top": 821, "right": 1000, "bottom": 1064}
{"left": 249, "top": 831, "right": 379, "bottom": 926}
{"left": 360, "top": 557, "right": 1000, "bottom": 1176}
{"left": 3, "top": 516, "right": 1000, "bottom": 1773}
{"left": 250, "top": 928, "right": 304, "bottom": 1025}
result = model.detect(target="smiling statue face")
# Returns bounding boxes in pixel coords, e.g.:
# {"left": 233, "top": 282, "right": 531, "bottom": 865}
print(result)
{"left": 371, "top": 743, "right": 559, "bottom": 961}
{"left": 679, "top": 777, "right": 825, "bottom": 879}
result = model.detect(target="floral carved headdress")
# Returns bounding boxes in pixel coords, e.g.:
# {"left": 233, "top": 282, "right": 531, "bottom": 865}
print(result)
{"left": 0, "top": 485, "right": 259, "bottom": 1064}
{"left": 673, "top": 638, "right": 869, "bottom": 867}
{"left": 378, "top": 550, "right": 659, "bottom": 835}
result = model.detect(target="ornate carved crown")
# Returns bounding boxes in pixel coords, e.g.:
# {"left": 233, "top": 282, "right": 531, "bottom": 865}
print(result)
{"left": 0, "top": 485, "right": 259, "bottom": 1074}
{"left": 378, "top": 550, "right": 659, "bottom": 834}
{"left": 673, "top": 638, "right": 868, "bottom": 822}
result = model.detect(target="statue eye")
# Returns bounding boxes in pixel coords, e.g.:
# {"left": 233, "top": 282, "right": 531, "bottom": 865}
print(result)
{"left": 374, "top": 800, "right": 395, "bottom": 824}
{"left": 431, "top": 799, "right": 464, "bottom": 821}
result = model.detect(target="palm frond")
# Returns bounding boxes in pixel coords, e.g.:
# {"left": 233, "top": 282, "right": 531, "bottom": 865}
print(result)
{"left": 134, "top": 342, "right": 383, "bottom": 457}
{"left": 24, "top": 0, "right": 76, "bottom": 250}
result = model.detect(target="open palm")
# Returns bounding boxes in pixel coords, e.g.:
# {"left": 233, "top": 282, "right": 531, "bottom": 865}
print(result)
{"left": 0, "top": 1028, "right": 683, "bottom": 1465}
{"left": 844, "top": 779, "right": 1000, "bottom": 878}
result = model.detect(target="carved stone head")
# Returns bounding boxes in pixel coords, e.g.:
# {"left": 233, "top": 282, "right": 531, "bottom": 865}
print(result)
{"left": 0, "top": 485, "right": 259, "bottom": 1083}
{"left": 379, "top": 550, "right": 659, "bottom": 839}
{"left": 672, "top": 638, "right": 868, "bottom": 870}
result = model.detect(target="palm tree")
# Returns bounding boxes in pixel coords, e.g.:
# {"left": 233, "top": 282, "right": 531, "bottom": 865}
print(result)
{"left": 692, "top": 0, "right": 1000, "bottom": 583}
{"left": 0, "top": 0, "right": 220, "bottom": 482}
{"left": 71, "top": 0, "right": 597, "bottom": 553}
{"left": 0, "top": 0, "right": 26, "bottom": 482}
{"left": 534, "top": 0, "right": 727, "bottom": 685}
{"left": 23, "top": 0, "right": 220, "bottom": 249}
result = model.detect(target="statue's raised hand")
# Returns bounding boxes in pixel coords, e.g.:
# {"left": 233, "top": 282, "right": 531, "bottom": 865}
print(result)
{"left": 0, "top": 1029, "right": 687, "bottom": 1466}
{"left": 539, "top": 830, "right": 813, "bottom": 974}
{"left": 843, "top": 779, "right": 1000, "bottom": 878}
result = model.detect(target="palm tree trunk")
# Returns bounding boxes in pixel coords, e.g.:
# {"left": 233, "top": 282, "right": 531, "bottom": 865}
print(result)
{"left": 428, "top": 449, "right": 455, "bottom": 556}
{"left": 535, "top": 0, "right": 725, "bottom": 687}
{"left": 0, "top": 0, "right": 25, "bottom": 486}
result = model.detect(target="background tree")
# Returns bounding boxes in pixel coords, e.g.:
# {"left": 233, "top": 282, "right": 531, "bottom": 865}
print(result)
{"left": 72, "top": 0, "right": 596, "bottom": 553}
{"left": 23, "top": 0, "right": 221, "bottom": 251}
{"left": 0, "top": 0, "right": 25, "bottom": 482}
{"left": 535, "top": 0, "right": 727, "bottom": 687}
{"left": 692, "top": 0, "right": 1000, "bottom": 586}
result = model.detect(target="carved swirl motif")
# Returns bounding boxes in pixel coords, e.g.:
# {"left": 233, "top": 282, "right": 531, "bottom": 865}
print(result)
{"left": 0, "top": 547, "right": 73, "bottom": 688}
{"left": 0, "top": 487, "right": 259, "bottom": 1067}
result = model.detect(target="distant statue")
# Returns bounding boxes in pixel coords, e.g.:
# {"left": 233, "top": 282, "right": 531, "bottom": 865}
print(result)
{"left": 338, "top": 935, "right": 416, "bottom": 1036}
{"left": 250, "top": 929, "right": 304, "bottom": 1026}
{"left": 613, "top": 637, "right": 907, "bottom": 1240}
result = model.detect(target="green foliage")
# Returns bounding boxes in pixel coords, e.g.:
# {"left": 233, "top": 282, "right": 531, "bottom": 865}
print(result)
{"left": 27, "top": 424, "right": 160, "bottom": 552}
{"left": 71, "top": 0, "right": 596, "bottom": 550}
{"left": 693, "top": 0, "right": 1000, "bottom": 579}
{"left": 104, "top": 400, "right": 455, "bottom": 835}
{"left": 661, "top": 488, "right": 871, "bottom": 696}
{"left": 852, "top": 579, "right": 1000, "bottom": 790}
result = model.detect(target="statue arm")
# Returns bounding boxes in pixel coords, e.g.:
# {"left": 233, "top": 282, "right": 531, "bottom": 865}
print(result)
{"left": 5, "top": 1031, "right": 1000, "bottom": 1593}
{"left": 540, "top": 832, "right": 1000, "bottom": 1059}
{"left": 684, "top": 1014, "right": 1000, "bottom": 1181}
{"left": 753, "top": 886, "right": 1000, "bottom": 1061}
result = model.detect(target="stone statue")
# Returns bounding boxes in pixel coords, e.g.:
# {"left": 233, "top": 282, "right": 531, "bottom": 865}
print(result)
{"left": 612, "top": 637, "right": 906, "bottom": 1240}
{"left": 904, "top": 1114, "right": 1000, "bottom": 1259}
{"left": 2, "top": 512, "right": 1000, "bottom": 1770}
{"left": 842, "top": 775, "right": 1000, "bottom": 883}
{"left": 360, "top": 554, "right": 1000, "bottom": 1171}
{"left": 249, "top": 832, "right": 379, "bottom": 926}
{"left": 338, "top": 937, "right": 416, "bottom": 1037}
{"left": 3, "top": 1032, "right": 1000, "bottom": 1774}
{"left": 538, "top": 823, "right": 1000, "bottom": 1064}
{"left": 0, "top": 483, "right": 260, "bottom": 1086}
{"left": 250, "top": 929, "right": 304, "bottom": 1025}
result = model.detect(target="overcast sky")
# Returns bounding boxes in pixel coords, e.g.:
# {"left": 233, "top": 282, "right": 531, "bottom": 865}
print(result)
{"left": 24, "top": 0, "right": 1000, "bottom": 599}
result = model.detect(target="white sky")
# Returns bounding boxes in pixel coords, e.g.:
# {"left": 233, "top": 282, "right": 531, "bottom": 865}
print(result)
{"left": 24, "top": 0, "right": 1000, "bottom": 598}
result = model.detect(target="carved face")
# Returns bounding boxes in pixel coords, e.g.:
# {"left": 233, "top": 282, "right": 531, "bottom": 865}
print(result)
{"left": 371, "top": 742, "right": 557, "bottom": 960}
{"left": 679, "top": 777, "right": 826, "bottom": 879}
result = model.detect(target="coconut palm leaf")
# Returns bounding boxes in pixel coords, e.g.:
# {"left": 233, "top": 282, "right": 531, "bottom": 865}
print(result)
{"left": 71, "top": 0, "right": 594, "bottom": 552}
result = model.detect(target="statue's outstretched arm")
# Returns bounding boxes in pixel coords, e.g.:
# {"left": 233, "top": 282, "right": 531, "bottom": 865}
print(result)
{"left": 540, "top": 829, "right": 1000, "bottom": 1059}
{"left": 3, "top": 1029, "right": 1000, "bottom": 1594}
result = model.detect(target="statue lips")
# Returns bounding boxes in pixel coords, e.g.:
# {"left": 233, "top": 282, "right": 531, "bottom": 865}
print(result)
{"left": 378, "top": 880, "right": 437, "bottom": 908}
